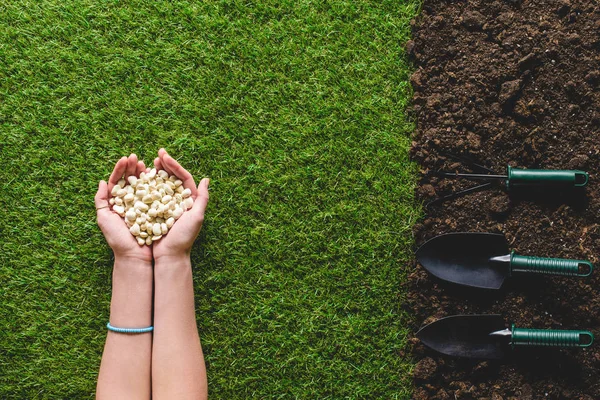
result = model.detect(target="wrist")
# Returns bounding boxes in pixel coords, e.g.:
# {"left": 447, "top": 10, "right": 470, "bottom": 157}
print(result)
{"left": 153, "top": 252, "right": 191, "bottom": 265}
{"left": 114, "top": 252, "right": 153, "bottom": 264}
{"left": 113, "top": 256, "right": 153, "bottom": 277}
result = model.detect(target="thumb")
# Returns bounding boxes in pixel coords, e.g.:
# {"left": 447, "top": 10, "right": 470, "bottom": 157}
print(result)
{"left": 95, "top": 180, "right": 110, "bottom": 210}
{"left": 191, "top": 178, "right": 209, "bottom": 218}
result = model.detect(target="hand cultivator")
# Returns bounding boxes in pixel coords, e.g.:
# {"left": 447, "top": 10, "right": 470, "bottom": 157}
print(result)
{"left": 416, "top": 232, "right": 593, "bottom": 289}
{"left": 426, "top": 155, "right": 588, "bottom": 206}
{"left": 417, "top": 315, "right": 594, "bottom": 359}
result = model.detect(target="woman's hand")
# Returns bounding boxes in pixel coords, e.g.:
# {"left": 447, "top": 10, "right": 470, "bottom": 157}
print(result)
{"left": 95, "top": 154, "right": 153, "bottom": 263}
{"left": 152, "top": 148, "right": 210, "bottom": 261}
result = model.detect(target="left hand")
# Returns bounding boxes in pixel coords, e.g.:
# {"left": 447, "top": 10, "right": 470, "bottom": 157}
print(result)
{"left": 95, "top": 154, "right": 153, "bottom": 263}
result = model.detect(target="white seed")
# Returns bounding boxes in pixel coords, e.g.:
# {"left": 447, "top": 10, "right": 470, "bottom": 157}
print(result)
{"left": 164, "top": 186, "right": 174, "bottom": 196}
{"left": 173, "top": 207, "right": 183, "bottom": 219}
{"left": 126, "top": 185, "right": 135, "bottom": 194}
{"left": 174, "top": 179, "right": 183, "bottom": 187}
{"left": 134, "top": 201, "right": 149, "bottom": 212}
{"left": 158, "top": 170, "right": 169, "bottom": 179}
{"left": 169, "top": 175, "right": 177, "bottom": 182}
{"left": 116, "top": 189, "right": 127, "bottom": 197}
{"left": 109, "top": 198, "right": 115, "bottom": 205}
{"left": 174, "top": 193, "right": 182, "bottom": 202}
{"left": 148, "top": 208, "right": 158, "bottom": 218}
{"left": 111, "top": 185, "right": 121, "bottom": 196}
{"left": 137, "top": 237, "right": 145, "bottom": 246}
{"left": 161, "top": 195, "right": 172, "bottom": 204}
{"left": 113, "top": 205, "right": 125, "bottom": 215}
{"left": 176, "top": 186, "right": 184, "bottom": 194}
{"left": 114, "top": 197, "right": 124, "bottom": 206}
{"left": 152, "top": 235, "right": 162, "bottom": 241}
{"left": 125, "top": 210, "right": 137, "bottom": 221}
{"left": 166, "top": 181, "right": 175, "bottom": 189}
{"left": 181, "top": 188, "right": 192, "bottom": 198}
{"left": 160, "top": 223, "right": 168, "bottom": 234}
{"left": 129, "top": 223, "right": 141, "bottom": 236}
{"left": 128, "top": 176, "right": 138, "bottom": 186}
{"left": 147, "top": 168, "right": 157, "bottom": 180}
{"left": 140, "top": 172, "right": 146, "bottom": 180}
{"left": 142, "top": 194, "right": 153, "bottom": 203}
{"left": 126, "top": 219, "right": 133, "bottom": 227}
{"left": 124, "top": 193, "right": 135, "bottom": 203}
{"left": 118, "top": 179, "right": 126, "bottom": 188}
{"left": 183, "top": 197, "right": 194, "bottom": 209}
{"left": 145, "top": 237, "right": 153, "bottom": 245}
{"left": 139, "top": 231, "right": 148, "bottom": 238}
{"left": 152, "top": 223, "right": 162, "bottom": 236}
{"left": 166, "top": 217, "right": 175, "bottom": 228}
{"left": 151, "top": 192, "right": 161, "bottom": 201}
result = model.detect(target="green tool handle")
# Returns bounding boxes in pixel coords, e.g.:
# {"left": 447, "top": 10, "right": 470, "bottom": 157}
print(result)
{"left": 510, "top": 252, "right": 593, "bottom": 277}
{"left": 511, "top": 324, "right": 594, "bottom": 348}
{"left": 506, "top": 166, "right": 589, "bottom": 190}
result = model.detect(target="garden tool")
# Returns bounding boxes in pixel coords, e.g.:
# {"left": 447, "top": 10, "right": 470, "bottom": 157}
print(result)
{"left": 417, "top": 314, "right": 594, "bottom": 359}
{"left": 428, "top": 156, "right": 588, "bottom": 205}
{"left": 415, "top": 232, "right": 593, "bottom": 289}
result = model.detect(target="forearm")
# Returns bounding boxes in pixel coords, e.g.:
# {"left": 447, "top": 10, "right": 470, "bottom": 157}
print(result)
{"left": 152, "top": 255, "right": 208, "bottom": 400}
{"left": 97, "top": 258, "right": 153, "bottom": 400}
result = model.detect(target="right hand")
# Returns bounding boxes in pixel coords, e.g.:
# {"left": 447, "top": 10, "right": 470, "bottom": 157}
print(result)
{"left": 152, "top": 149, "right": 210, "bottom": 261}
{"left": 95, "top": 154, "right": 153, "bottom": 263}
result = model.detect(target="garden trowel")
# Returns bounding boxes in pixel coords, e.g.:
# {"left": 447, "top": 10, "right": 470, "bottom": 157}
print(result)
{"left": 417, "top": 314, "right": 594, "bottom": 359}
{"left": 415, "top": 232, "right": 593, "bottom": 289}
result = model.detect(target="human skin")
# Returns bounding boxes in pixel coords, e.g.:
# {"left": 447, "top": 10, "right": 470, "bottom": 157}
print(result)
{"left": 95, "top": 151, "right": 209, "bottom": 400}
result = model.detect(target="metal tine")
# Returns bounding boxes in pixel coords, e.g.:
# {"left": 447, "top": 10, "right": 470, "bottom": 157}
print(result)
{"left": 425, "top": 182, "right": 493, "bottom": 208}
{"left": 438, "top": 150, "right": 497, "bottom": 174}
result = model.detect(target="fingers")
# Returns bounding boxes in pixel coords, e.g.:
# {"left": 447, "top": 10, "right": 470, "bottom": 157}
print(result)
{"left": 191, "top": 178, "right": 210, "bottom": 221}
{"left": 157, "top": 148, "right": 175, "bottom": 176}
{"left": 125, "top": 154, "right": 138, "bottom": 178}
{"left": 160, "top": 149, "right": 197, "bottom": 196}
{"left": 108, "top": 157, "right": 128, "bottom": 192}
{"left": 94, "top": 180, "right": 110, "bottom": 210}
{"left": 136, "top": 160, "right": 146, "bottom": 176}
{"left": 154, "top": 157, "right": 165, "bottom": 173}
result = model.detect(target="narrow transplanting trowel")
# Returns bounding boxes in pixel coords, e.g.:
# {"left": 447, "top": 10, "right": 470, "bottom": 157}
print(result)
{"left": 415, "top": 233, "right": 593, "bottom": 289}
{"left": 417, "top": 315, "right": 594, "bottom": 359}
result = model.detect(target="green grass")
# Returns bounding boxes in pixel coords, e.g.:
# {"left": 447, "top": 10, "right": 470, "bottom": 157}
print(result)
{"left": 0, "top": 1, "right": 421, "bottom": 398}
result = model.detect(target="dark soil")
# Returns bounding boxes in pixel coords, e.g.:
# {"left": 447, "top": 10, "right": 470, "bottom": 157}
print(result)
{"left": 407, "top": 1, "right": 600, "bottom": 399}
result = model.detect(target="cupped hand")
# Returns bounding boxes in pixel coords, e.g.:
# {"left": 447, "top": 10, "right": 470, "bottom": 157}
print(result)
{"left": 152, "top": 148, "right": 210, "bottom": 261}
{"left": 95, "top": 154, "right": 153, "bottom": 263}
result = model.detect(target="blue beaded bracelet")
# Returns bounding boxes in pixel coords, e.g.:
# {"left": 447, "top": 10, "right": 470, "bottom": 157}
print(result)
{"left": 107, "top": 322, "right": 154, "bottom": 334}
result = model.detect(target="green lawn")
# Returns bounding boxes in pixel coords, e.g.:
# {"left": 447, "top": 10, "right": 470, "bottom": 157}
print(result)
{"left": 0, "top": 1, "right": 421, "bottom": 398}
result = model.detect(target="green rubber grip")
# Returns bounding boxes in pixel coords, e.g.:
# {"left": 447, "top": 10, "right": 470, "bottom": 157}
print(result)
{"left": 510, "top": 252, "right": 593, "bottom": 277}
{"left": 506, "top": 166, "right": 589, "bottom": 190}
{"left": 511, "top": 324, "right": 594, "bottom": 348}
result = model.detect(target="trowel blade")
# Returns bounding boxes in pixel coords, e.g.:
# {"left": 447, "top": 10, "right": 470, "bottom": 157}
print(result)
{"left": 416, "top": 314, "right": 508, "bottom": 359}
{"left": 416, "top": 233, "right": 510, "bottom": 289}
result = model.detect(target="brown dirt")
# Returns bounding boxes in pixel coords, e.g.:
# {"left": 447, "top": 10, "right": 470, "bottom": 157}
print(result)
{"left": 407, "top": 0, "right": 600, "bottom": 399}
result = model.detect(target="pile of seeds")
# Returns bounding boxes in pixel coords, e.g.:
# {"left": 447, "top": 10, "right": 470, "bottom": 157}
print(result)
{"left": 109, "top": 168, "right": 194, "bottom": 245}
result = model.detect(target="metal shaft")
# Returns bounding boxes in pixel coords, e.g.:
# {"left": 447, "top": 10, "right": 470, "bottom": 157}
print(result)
{"left": 441, "top": 172, "right": 507, "bottom": 180}
{"left": 489, "top": 328, "right": 511, "bottom": 337}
